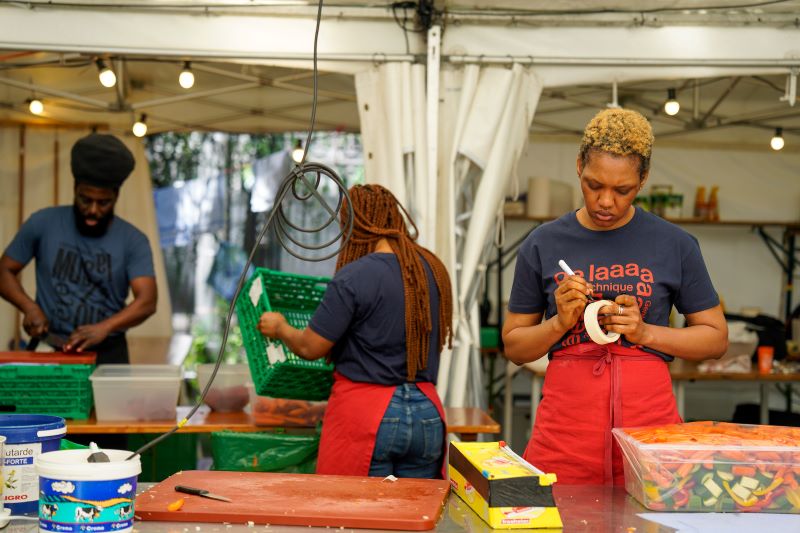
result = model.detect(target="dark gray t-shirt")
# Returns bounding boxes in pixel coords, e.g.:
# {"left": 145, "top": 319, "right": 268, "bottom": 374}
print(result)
{"left": 4, "top": 206, "right": 155, "bottom": 338}
{"left": 308, "top": 253, "right": 441, "bottom": 385}
{"left": 508, "top": 208, "right": 719, "bottom": 359}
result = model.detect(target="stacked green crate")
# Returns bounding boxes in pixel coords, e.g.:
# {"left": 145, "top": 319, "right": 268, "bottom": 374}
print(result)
{"left": 0, "top": 353, "right": 96, "bottom": 419}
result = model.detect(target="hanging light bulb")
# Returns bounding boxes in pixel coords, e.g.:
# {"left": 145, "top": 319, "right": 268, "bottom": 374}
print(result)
{"left": 770, "top": 127, "right": 785, "bottom": 151}
{"left": 178, "top": 61, "right": 195, "bottom": 89}
{"left": 132, "top": 114, "right": 148, "bottom": 137}
{"left": 664, "top": 88, "right": 680, "bottom": 116}
{"left": 291, "top": 139, "right": 304, "bottom": 163}
{"left": 96, "top": 59, "right": 117, "bottom": 88}
{"left": 28, "top": 98, "right": 44, "bottom": 115}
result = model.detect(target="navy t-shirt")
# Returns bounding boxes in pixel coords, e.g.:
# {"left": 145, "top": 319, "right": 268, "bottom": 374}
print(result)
{"left": 308, "top": 253, "right": 441, "bottom": 385}
{"left": 4, "top": 206, "right": 155, "bottom": 338}
{"left": 508, "top": 207, "right": 719, "bottom": 359}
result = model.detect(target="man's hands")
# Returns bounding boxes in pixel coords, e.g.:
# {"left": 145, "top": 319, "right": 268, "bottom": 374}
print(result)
{"left": 22, "top": 304, "right": 49, "bottom": 338}
{"left": 65, "top": 323, "right": 112, "bottom": 353}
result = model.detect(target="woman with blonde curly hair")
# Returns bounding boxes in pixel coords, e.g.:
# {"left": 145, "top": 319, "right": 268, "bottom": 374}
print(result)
{"left": 258, "top": 184, "right": 452, "bottom": 478}
{"left": 502, "top": 108, "right": 727, "bottom": 485}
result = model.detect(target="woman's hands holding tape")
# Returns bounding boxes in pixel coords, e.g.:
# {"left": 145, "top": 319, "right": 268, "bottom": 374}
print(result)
{"left": 554, "top": 275, "right": 594, "bottom": 333}
{"left": 598, "top": 295, "right": 648, "bottom": 344}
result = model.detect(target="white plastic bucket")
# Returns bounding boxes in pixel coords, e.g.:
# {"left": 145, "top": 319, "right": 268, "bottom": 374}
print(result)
{"left": 34, "top": 449, "right": 141, "bottom": 533}
{"left": 0, "top": 414, "right": 66, "bottom": 515}
{"left": 0, "top": 435, "right": 6, "bottom": 517}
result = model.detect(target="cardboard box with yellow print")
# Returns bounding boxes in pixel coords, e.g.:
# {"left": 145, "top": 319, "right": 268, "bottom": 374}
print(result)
{"left": 448, "top": 441, "right": 563, "bottom": 529}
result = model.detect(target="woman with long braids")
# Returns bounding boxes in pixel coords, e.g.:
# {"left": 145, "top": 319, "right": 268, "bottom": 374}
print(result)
{"left": 258, "top": 184, "right": 453, "bottom": 478}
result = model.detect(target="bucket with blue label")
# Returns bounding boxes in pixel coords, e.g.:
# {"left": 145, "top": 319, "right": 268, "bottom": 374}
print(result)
{"left": 0, "top": 414, "right": 66, "bottom": 515}
{"left": 35, "top": 449, "right": 141, "bottom": 533}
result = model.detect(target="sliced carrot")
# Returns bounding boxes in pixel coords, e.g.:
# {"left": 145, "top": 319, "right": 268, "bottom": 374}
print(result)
{"left": 732, "top": 465, "right": 757, "bottom": 477}
{"left": 167, "top": 498, "right": 185, "bottom": 512}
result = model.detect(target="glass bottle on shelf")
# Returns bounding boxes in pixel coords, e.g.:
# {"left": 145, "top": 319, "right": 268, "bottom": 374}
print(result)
{"left": 707, "top": 186, "right": 719, "bottom": 221}
{"left": 693, "top": 186, "right": 707, "bottom": 219}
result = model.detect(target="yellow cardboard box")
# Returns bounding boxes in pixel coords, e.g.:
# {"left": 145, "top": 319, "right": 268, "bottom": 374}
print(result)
{"left": 448, "top": 441, "right": 563, "bottom": 529}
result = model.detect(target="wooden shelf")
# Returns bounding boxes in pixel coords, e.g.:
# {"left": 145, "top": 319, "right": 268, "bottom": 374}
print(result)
{"left": 505, "top": 214, "right": 800, "bottom": 229}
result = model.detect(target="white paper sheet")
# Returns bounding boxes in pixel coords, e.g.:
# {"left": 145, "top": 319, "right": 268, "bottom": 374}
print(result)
{"left": 639, "top": 512, "right": 800, "bottom": 533}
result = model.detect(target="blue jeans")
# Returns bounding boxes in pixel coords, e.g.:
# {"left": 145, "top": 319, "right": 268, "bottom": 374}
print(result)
{"left": 368, "top": 383, "right": 444, "bottom": 479}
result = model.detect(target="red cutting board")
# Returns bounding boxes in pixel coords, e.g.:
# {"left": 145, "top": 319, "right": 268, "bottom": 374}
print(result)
{"left": 135, "top": 470, "right": 450, "bottom": 531}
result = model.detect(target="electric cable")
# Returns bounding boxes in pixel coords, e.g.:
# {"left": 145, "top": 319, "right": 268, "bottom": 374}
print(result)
{"left": 127, "top": 0, "right": 352, "bottom": 460}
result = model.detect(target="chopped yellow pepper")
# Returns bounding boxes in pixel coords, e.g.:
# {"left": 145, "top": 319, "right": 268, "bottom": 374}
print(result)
{"left": 644, "top": 484, "right": 661, "bottom": 502}
{"left": 753, "top": 477, "right": 783, "bottom": 496}
{"left": 723, "top": 481, "right": 758, "bottom": 507}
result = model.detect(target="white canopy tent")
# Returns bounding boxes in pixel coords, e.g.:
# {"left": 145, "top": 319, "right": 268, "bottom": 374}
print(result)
{"left": 1, "top": 1, "right": 799, "bottom": 404}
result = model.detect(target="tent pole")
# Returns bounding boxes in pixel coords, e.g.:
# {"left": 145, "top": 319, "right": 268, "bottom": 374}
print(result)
{"left": 13, "top": 125, "right": 25, "bottom": 350}
{"left": 53, "top": 132, "right": 60, "bottom": 205}
{"left": 446, "top": 55, "right": 800, "bottom": 68}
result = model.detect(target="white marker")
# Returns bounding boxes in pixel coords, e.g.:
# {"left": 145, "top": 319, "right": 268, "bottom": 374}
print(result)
{"left": 558, "top": 259, "right": 595, "bottom": 301}
{"left": 558, "top": 259, "right": 575, "bottom": 276}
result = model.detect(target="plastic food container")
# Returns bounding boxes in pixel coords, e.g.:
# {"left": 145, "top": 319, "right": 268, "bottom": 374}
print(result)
{"left": 613, "top": 421, "right": 800, "bottom": 513}
{"left": 247, "top": 383, "right": 327, "bottom": 427}
{"left": 89, "top": 365, "right": 181, "bottom": 421}
{"left": 197, "top": 363, "right": 251, "bottom": 412}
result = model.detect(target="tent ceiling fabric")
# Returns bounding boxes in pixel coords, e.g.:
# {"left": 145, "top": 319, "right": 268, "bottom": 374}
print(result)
{"left": 0, "top": 1, "right": 798, "bottom": 141}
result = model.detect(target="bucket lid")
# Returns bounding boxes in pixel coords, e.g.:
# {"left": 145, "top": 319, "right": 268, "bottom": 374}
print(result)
{"left": 35, "top": 449, "right": 141, "bottom": 481}
{"left": 0, "top": 414, "right": 66, "bottom": 443}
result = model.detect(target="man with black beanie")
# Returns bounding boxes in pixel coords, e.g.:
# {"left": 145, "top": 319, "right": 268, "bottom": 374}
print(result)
{"left": 0, "top": 133, "right": 157, "bottom": 364}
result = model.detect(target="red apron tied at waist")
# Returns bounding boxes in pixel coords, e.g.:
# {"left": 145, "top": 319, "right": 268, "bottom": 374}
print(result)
{"left": 316, "top": 371, "right": 447, "bottom": 478}
{"left": 523, "top": 342, "right": 682, "bottom": 485}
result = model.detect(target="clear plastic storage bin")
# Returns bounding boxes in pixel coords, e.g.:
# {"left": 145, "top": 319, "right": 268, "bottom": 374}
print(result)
{"left": 613, "top": 421, "right": 800, "bottom": 513}
{"left": 89, "top": 364, "right": 182, "bottom": 421}
{"left": 197, "top": 363, "right": 251, "bottom": 412}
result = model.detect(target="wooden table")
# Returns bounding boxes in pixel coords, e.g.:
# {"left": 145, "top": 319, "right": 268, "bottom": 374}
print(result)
{"left": 67, "top": 406, "right": 500, "bottom": 441}
{"left": 503, "top": 357, "right": 800, "bottom": 442}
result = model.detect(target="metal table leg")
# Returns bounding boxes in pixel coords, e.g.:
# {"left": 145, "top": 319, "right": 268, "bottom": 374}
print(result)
{"left": 503, "top": 363, "right": 515, "bottom": 442}
{"left": 760, "top": 383, "right": 770, "bottom": 424}
{"left": 673, "top": 379, "right": 685, "bottom": 420}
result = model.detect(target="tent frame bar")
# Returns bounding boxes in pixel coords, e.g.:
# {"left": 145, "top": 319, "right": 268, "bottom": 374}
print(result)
{"left": 445, "top": 55, "right": 800, "bottom": 68}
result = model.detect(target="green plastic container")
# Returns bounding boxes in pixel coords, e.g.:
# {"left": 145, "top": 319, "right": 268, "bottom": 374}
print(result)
{"left": 0, "top": 354, "right": 95, "bottom": 419}
{"left": 211, "top": 430, "right": 318, "bottom": 474}
{"left": 480, "top": 327, "right": 499, "bottom": 349}
{"left": 236, "top": 268, "right": 333, "bottom": 401}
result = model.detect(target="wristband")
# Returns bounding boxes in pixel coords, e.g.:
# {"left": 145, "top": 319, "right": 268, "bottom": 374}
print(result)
{"left": 584, "top": 300, "right": 620, "bottom": 345}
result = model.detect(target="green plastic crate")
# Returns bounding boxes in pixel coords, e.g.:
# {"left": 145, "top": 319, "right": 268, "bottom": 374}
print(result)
{"left": 0, "top": 364, "right": 94, "bottom": 419}
{"left": 236, "top": 268, "right": 334, "bottom": 401}
{"left": 211, "top": 430, "right": 319, "bottom": 474}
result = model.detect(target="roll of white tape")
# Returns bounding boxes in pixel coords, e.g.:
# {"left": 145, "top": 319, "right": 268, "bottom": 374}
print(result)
{"left": 584, "top": 300, "right": 621, "bottom": 345}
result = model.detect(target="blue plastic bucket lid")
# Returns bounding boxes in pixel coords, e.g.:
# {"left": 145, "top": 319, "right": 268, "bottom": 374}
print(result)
{"left": 0, "top": 414, "right": 66, "bottom": 444}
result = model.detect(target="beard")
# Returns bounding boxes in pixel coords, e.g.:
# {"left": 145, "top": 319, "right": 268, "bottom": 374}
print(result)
{"left": 73, "top": 203, "right": 114, "bottom": 237}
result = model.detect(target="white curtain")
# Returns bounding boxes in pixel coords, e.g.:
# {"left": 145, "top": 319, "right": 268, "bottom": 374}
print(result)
{"left": 354, "top": 62, "right": 434, "bottom": 249}
{"left": 355, "top": 62, "right": 542, "bottom": 407}
{"left": 0, "top": 127, "right": 172, "bottom": 354}
{"left": 437, "top": 64, "right": 543, "bottom": 407}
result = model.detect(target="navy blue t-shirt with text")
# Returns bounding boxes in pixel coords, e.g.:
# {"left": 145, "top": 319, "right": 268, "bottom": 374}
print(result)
{"left": 4, "top": 206, "right": 155, "bottom": 338}
{"left": 508, "top": 208, "right": 719, "bottom": 359}
{"left": 308, "top": 253, "right": 440, "bottom": 385}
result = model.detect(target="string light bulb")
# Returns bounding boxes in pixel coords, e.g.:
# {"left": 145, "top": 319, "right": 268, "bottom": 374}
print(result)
{"left": 178, "top": 61, "right": 195, "bottom": 89}
{"left": 291, "top": 139, "right": 304, "bottom": 163}
{"left": 664, "top": 88, "right": 680, "bottom": 116}
{"left": 770, "top": 127, "right": 785, "bottom": 151}
{"left": 96, "top": 59, "right": 117, "bottom": 88}
{"left": 28, "top": 98, "right": 44, "bottom": 115}
{"left": 132, "top": 114, "right": 148, "bottom": 137}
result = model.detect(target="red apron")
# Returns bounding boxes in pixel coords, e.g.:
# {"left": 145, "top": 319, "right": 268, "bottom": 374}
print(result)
{"left": 523, "top": 342, "right": 681, "bottom": 485}
{"left": 316, "top": 371, "right": 447, "bottom": 477}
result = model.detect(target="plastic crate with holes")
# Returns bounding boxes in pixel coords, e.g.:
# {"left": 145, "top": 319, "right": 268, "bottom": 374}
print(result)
{"left": 0, "top": 352, "right": 96, "bottom": 419}
{"left": 236, "top": 268, "right": 333, "bottom": 401}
